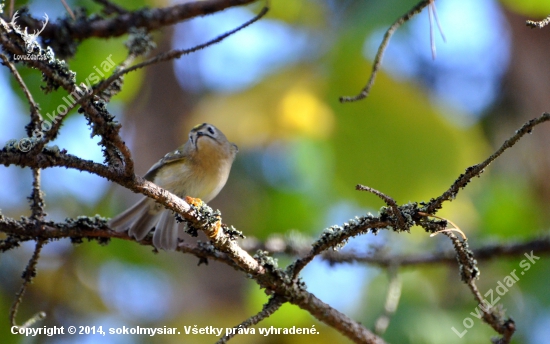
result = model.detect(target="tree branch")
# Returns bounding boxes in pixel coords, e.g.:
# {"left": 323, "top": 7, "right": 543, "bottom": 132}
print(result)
{"left": 339, "top": 0, "right": 431, "bottom": 102}
{"left": 93, "top": 5, "right": 269, "bottom": 100}
{"left": 422, "top": 112, "right": 550, "bottom": 214}
{"left": 526, "top": 15, "right": 550, "bottom": 29}
{"left": 288, "top": 289, "right": 386, "bottom": 344}
{"left": 216, "top": 295, "right": 285, "bottom": 343}
{"left": 9, "top": 0, "right": 260, "bottom": 41}
{"left": 322, "top": 236, "right": 550, "bottom": 267}
{"left": 2, "top": 1, "right": 549, "bottom": 342}
{"left": 441, "top": 231, "right": 515, "bottom": 343}
{"left": 9, "top": 239, "right": 47, "bottom": 328}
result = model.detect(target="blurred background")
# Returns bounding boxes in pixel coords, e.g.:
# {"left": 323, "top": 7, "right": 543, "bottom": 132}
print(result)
{"left": 1, "top": 0, "right": 550, "bottom": 343}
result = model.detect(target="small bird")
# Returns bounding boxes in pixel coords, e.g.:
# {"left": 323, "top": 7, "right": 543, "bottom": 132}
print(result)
{"left": 110, "top": 123, "right": 238, "bottom": 250}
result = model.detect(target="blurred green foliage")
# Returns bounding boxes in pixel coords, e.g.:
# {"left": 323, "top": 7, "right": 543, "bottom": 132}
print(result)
{"left": 500, "top": 0, "right": 550, "bottom": 15}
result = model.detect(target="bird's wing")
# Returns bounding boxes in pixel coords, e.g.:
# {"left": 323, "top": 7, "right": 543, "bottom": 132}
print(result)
{"left": 143, "top": 149, "right": 186, "bottom": 181}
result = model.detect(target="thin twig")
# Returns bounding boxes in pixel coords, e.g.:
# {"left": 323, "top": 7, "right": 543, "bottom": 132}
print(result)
{"left": 10, "top": 240, "right": 47, "bottom": 327}
{"left": 356, "top": 184, "right": 407, "bottom": 231}
{"left": 430, "top": 0, "right": 446, "bottom": 42}
{"left": 427, "top": 0, "right": 446, "bottom": 60}
{"left": 216, "top": 295, "right": 284, "bottom": 343}
{"left": 60, "top": 0, "right": 76, "bottom": 20}
{"left": 0, "top": 53, "right": 41, "bottom": 135}
{"left": 374, "top": 264, "right": 402, "bottom": 335}
{"left": 0, "top": 22, "right": 74, "bottom": 144}
{"left": 440, "top": 231, "right": 515, "bottom": 343}
{"left": 418, "top": 212, "right": 467, "bottom": 240}
{"left": 289, "top": 216, "right": 391, "bottom": 279}
{"left": 428, "top": 1, "right": 435, "bottom": 59}
{"left": 339, "top": 0, "right": 430, "bottom": 103}
{"left": 93, "top": 5, "right": 269, "bottom": 98}
{"left": 240, "top": 233, "right": 550, "bottom": 268}
{"left": 423, "top": 112, "right": 550, "bottom": 214}
{"left": 289, "top": 289, "right": 386, "bottom": 344}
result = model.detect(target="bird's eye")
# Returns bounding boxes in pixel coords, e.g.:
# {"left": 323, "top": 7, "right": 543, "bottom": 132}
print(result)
{"left": 207, "top": 126, "right": 215, "bottom": 135}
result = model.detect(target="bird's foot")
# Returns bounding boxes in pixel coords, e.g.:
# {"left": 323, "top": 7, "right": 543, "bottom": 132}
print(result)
{"left": 207, "top": 220, "right": 222, "bottom": 240}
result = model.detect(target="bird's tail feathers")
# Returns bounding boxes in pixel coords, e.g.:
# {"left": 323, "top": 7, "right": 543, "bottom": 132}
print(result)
{"left": 110, "top": 197, "right": 158, "bottom": 241}
{"left": 153, "top": 210, "right": 181, "bottom": 250}
{"left": 110, "top": 197, "right": 185, "bottom": 250}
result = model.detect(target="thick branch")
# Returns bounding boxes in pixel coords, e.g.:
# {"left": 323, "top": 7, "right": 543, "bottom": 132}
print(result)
{"left": 11, "top": 0, "right": 259, "bottom": 40}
